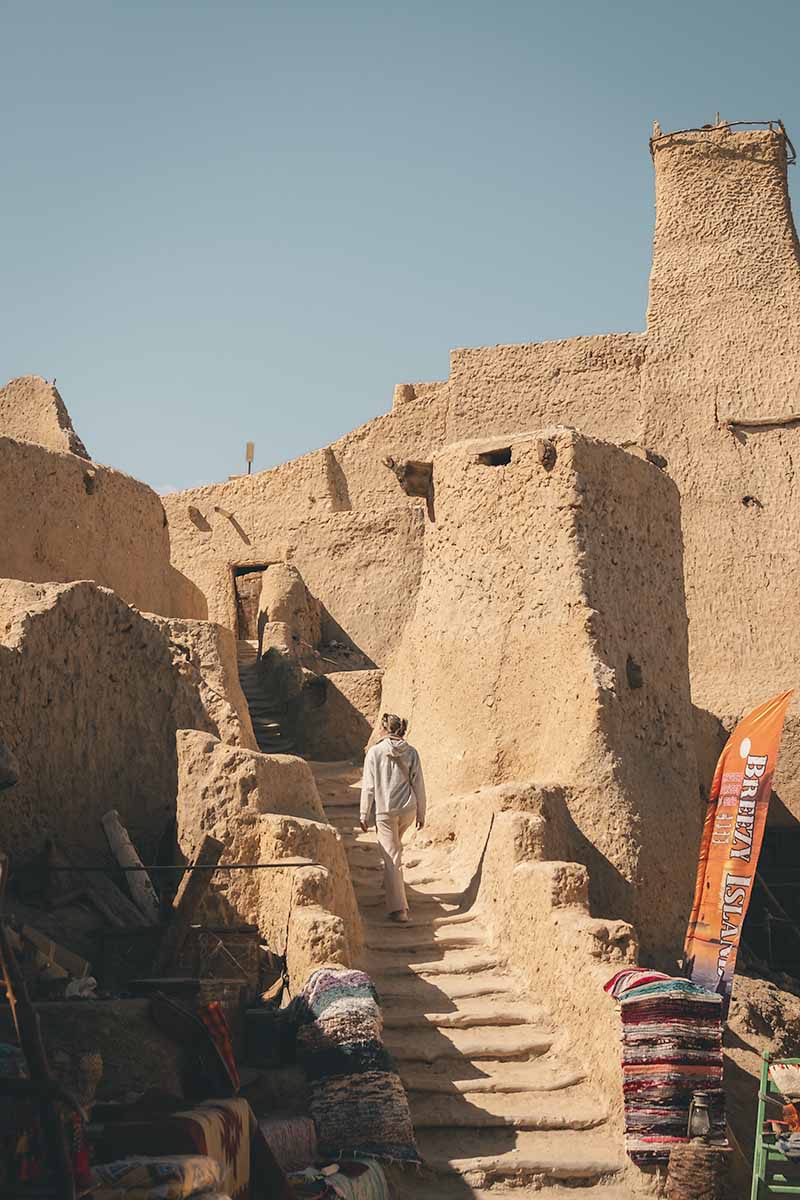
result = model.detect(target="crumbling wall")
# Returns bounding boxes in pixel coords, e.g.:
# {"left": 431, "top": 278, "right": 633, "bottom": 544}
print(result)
{"left": 0, "top": 581, "right": 249, "bottom": 865}
{"left": 0, "top": 433, "right": 205, "bottom": 620}
{"left": 176, "top": 729, "right": 362, "bottom": 988}
{"left": 162, "top": 338, "right": 645, "bottom": 663}
{"left": 641, "top": 124, "right": 800, "bottom": 818}
{"left": 0, "top": 376, "right": 90, "bottom": 458}
{"left": 163, "top": 124, "right": 800, "bottom": 825}
{"left": 444, "top": 333, "right": 645, "bottom": 446}
{"left": 163, "top": 485, "right": 425, "bottom": 664}
{"left": 11, "top": 119, "right": 800, "bottom": 966}
{"left": 324, "top": 383, "right": 449, "bottom": 511}
{"left": 257, "top": 562, "right": 321, "bottom": 658}
{"left": 380, "top": 431, "right": 700, "bottom": 964}
{"left": 146, "top": 616, "right": 257, "bottom": 750}
{"left": 302, "top": 669, "right": 383, "bottom": 761}
{"left": 0, "top": 576, "right": 360, "bottom": 993}
{"left": 417, "top": 780, "right": 638, "bottom": 1150}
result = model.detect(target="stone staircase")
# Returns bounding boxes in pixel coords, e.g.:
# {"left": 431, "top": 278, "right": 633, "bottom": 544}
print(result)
{"left": 236, "top": 639, "right": 297, "bottom": 755}
{"left": 313, "top": 762, "right": 634, "bottom": 1199}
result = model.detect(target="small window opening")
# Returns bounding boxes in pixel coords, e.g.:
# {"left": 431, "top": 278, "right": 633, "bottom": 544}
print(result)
{"left": 477, "top": 447, "right": 512, "bottom": 467}
{"left": 742, "top": 495, "right": 763, "bottom": 509}
{"left": 626, "top": 655, "right": 644, "bottom": 689}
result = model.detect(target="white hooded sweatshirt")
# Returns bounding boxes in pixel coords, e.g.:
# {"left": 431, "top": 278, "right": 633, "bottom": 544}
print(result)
{"left": 360, "top": 736, "right": 427, "bottom": 826}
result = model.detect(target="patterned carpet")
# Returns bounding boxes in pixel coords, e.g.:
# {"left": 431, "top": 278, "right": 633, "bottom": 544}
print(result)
{"left": 606, "top": 969, "right": 726, "bottom": 1164}
{"left": 293, "top": 967, "right": 420, "bottom": 1165}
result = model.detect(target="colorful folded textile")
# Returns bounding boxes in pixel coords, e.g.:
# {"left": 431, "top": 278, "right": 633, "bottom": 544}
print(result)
{"left": 327, "top": 1158, "right": 390, "bottom": 1200}
{"left": 95, "top": 1097, "right": 292, "bottom": 1200}
{"left": 171, "top": 1100, "right": 250, "bottom": 1199}
{"left": 604, "top": 969, "right": 671, "bottom": 1000}
{"left": 259, "top": 1115, "right": 318, "bottom": 1171}
{"left": 294, "top": 968, "right": 420, "bottom": 1164}
{"left": 89, "top": 1155, "right": 222, "bottom": 1200}
{"left": 198, "top": 1003, "right": 240, "bottom": 1092}
{"left": 607, "top": 974, "right": 727, "bottom": 1165}
{"left": 288, "top": 1159, "right": 389, "bottom": 1200}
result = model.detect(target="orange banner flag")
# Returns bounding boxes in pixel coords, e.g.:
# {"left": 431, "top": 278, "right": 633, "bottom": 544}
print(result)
{"left": 684, "top": 690, "right": 794, "bottom": 1010}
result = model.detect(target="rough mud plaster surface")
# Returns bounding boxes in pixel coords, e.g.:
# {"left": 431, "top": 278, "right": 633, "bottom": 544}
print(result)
{"left": 445, "top": 334, "right": 645, "bottom": 446}
{"left": 646, "top": 128, "right": 800, "bottom": 422}
{"left": 0, "top": 581, "right": 242, "bottom": 864}
{"left": 640, "top": 127, "right": 800, "bottom": 817}
{"left": 258, "top": 563, "right": 321, "bottom": 655}
{"left": 0, "top": 999, "right": 184, "bottom": 1100}
{"left": 302, "top": 668, "right": 383, "bottom": 761}
{"left": 381, "top": 431, "right": 699, "bottom": 964}
{"left": 176, "top": 730, "right": 361, "bottom": 989}
{"left": 163, "top": 335, "right": 647, "bottom": 661}
{"left": 0, "top": 376, "right": 90, "bottom": 458}
{"left": 163, "top": 480, "right": 424, "bottom": 663}
{"left": 325, "top": 382, "right": 449, "bottom": 510}
{"left": 175, "top": 731, "right": 325, "bottom": 827}
{"left": 0, "top": 435, "right": 204, "bottom": 620}
{"left": 725, "top": 975, "right": 800, "bottom": 1198}
{"left": 146, "top": 616, "right": 256, "bottom": 750}
{"left": 478, "top": 828, "right": 637, "bottom": 1127}
{"left": 422, "top": 780, "right": 576, "bottom": 889}
{"left": 162, "top": 126, "right": 800, "bottom": 821}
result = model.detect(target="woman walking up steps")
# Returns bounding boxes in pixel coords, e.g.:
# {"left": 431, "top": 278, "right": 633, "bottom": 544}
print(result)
{"left": 359, "top": 714, "right": 427, "bottom": 924}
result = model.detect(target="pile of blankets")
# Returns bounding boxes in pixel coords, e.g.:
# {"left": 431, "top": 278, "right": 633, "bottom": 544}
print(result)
{"left": 293, "top": 967, "right": 419, "bottom": 1165}
{"left": 94, "top": 1098, "right": 292, "bottom": 1200}
{"left": 259, "top": 1115, "right": 318, "bottom": 1173}
{"left": 89, "top": 1155, "right": 228, "bottom": 1200}
{"left": 605, "top": 968, "right": 726, "bottom": 1164}
{"left": 288, "top": 1158, "right": 390, "bottom": 1200}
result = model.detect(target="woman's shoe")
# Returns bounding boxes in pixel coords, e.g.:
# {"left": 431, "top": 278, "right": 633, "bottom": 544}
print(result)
{"left": 388, "top": 909, "right": 410, "bottom": 923}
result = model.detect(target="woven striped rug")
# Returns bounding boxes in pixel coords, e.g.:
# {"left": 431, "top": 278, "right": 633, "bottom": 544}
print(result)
{"left": 606, "top": 971, "right": 726, "bottom": 1164}
{"left": 295, "top": 967, "right": 420, "bottom": 1165}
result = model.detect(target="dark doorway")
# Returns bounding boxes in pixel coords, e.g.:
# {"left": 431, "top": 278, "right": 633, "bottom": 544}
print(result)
{"left": 233, "top": 565, "right": 268, "bottom": 640}
{"left": 744, "top": 823, "right": 800, "bottom": 979}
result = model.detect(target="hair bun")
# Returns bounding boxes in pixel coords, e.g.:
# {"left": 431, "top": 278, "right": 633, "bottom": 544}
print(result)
{"left": 382, "top": 712, "right": 407, "bottom": 737}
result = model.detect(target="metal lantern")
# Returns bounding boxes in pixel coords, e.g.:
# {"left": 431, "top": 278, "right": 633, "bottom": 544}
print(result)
{"left": 688, "top": 1090, "right": 713, "bottom": 1141}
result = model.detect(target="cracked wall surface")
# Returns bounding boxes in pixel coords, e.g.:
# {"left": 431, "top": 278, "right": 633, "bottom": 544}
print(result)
{"left": 164, "top": 120, "right": 800, "bottom": 822}
{"left": 0, "top": 580, "right": 250, "bottom": 863}
{"left": 4, "top": 118, "right": 800, "bottom": 984}
{"left": 0, "top": 376, "right": 90, "bottom": 459}
{"left": 379, "top": 431, "right": 699, "bottom": 964}
{"left": 0, "top": 433, "right": 206, "bottom": 620}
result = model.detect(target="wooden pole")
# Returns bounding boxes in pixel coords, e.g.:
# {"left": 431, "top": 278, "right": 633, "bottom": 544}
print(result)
{"left": 48, "top": 838, "right": 152, "bottom": 927}
{"left": 153, "top": 836, "right": 224, "bottom": 974}
{"left": 101, "top": 810, "right": 160, "bottom": 922}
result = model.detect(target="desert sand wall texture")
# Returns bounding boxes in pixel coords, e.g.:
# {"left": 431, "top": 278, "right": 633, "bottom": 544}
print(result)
{"left": 379, "top": 431, "right": 699, "bottom": 963}
{"left": 0, "top": 581, "right": 243, "bottom": 864}
{"left": 0, "top": 376, "right": 90, "bottom": 458}
{"left": 5, "top": 118, "right": 800, "bottom": 968}
{"left": 164, "top": 121, "right": 800, "bottom": 819}
{"left": 162, "top": 472, "right": 425, "bottom": 664}
{"left": 176, "top": 728, "right": 362, "bottom": 990}
{"left": 641, "top": 126, "right": 800, "bottom": 816}
{"left": 0, "top": 434, "right": 206, "bottom": 620}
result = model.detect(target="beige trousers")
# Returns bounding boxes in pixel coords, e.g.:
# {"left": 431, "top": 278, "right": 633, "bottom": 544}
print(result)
{"left": 375, "top": 804, "right": 416, "bottom": 913}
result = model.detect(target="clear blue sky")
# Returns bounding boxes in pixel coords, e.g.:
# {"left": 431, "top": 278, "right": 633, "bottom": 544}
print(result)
{"left": 4, "top": 0, "right": 800, "bottom": 491}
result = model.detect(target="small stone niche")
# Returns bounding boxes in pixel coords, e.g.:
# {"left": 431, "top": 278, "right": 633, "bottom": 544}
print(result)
{"left": 476, "top": 447, "right": 512, "bottom": 467}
